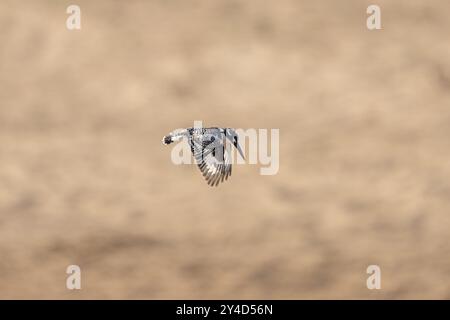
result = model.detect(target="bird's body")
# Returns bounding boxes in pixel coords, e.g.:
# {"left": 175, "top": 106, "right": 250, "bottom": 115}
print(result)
{"left": 163, "top": 127, "right": 245, "bottom": 186}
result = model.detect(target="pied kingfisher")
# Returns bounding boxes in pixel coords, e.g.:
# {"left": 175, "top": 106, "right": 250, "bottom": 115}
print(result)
{"left": 162, "top": 127, "right": 245, "bottom": 186}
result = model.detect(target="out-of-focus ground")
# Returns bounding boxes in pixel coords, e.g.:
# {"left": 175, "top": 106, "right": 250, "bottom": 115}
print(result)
{"left": 0, "top": 0, "right": 450, "bottom": 299}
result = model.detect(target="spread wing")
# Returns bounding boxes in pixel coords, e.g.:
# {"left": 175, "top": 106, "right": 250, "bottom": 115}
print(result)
{"left": 189, "top": 133, "right": 232, "bottom": 186}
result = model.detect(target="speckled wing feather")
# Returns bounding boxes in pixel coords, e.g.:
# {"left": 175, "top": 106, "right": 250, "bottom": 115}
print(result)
{"left": 189, "top": 133, "right": 232, "bottom": 186}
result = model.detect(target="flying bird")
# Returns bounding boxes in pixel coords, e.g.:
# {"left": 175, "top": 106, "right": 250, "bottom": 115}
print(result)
{"left": 163, "top": 127, "right": 245, "bottom": 186}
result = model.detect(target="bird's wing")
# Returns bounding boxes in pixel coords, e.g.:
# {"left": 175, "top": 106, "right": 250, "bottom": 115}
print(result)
{"left": 189, "top": 134, "right": 232, "bottom": 186}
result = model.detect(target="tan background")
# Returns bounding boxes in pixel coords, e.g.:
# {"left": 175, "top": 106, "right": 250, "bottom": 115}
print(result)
{"left": 0, "top": 0, "right": 449, "bottom": 299}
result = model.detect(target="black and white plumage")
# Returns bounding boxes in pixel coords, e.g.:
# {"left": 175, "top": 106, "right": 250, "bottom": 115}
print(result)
{"left": 162, "top": 127, "right": 245, "bottom": 186}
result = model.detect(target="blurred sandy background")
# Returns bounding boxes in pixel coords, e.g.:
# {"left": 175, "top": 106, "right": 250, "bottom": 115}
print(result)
{"left": 1, "top": 0, "right": 450, "bottom": 299}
